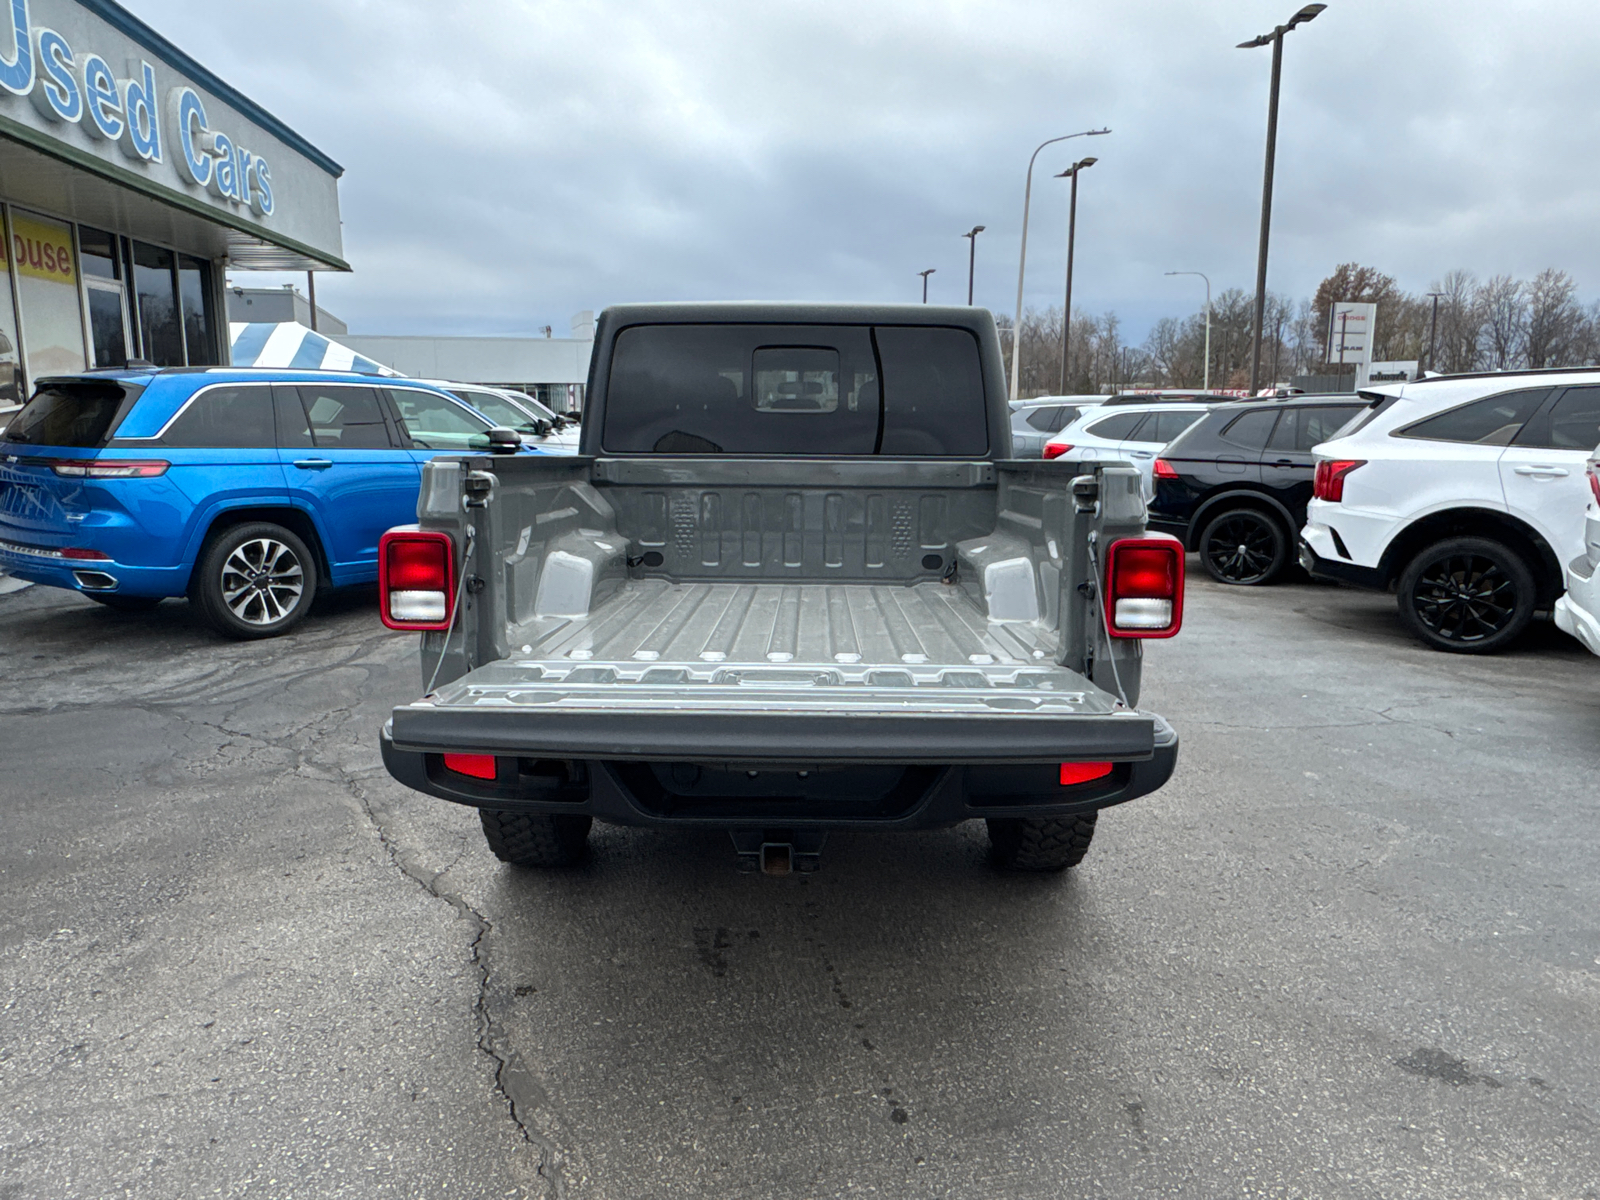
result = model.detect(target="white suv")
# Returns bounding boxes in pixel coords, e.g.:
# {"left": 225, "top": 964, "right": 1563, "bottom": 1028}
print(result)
{"left": 1044, "top": 401, "right": 1213, "bottom": 498}
{"left": 1301, "top": 370, "right": 1600, "bottom": 652}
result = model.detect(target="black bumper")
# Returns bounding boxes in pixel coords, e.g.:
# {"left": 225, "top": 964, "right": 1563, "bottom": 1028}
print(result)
{"left": 379, "top": 714, "right": 1180, "bottom": 831}
{"left": 1298, "top": 538, "right": 1386, "bottom": 590}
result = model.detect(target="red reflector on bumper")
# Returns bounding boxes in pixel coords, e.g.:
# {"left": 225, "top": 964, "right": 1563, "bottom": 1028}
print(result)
{"left": 443, "top": 753, "right": 497, "bottom": 780}
{"left": 1060, "top": 761, "right": 1113, "bottom": 785}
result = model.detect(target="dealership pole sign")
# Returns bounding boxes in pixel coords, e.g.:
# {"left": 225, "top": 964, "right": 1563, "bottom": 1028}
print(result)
{"left": 0, "top": 0, "right": 275, "bottom": 216}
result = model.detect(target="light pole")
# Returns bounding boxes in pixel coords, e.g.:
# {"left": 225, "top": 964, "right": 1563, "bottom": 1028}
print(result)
{"left": 1425, "top": 290, "right": 1444, "bottom": 373}
{"left": 1055, "top": 158, "right": 1096, "bottom": 394}
{"left": 963, "top": 226, "right": 985, "bottom": 305}
{"left": 1009, "top": 127, "right": 1110, "bottom": 402}
{"left": 1165, "top": 271, "right": 1212, "bottom": 390}
{"left": 918, "top": 269, "right": 936, "bottom": 303}
{"left": 1239, "top": 3, "right": 1325, "bottom": 395}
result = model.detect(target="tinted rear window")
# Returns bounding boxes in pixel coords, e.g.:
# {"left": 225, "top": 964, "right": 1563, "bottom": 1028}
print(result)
{"left": 1085, "top": 412, "right": 1143, "bottom": 441}
{"left": 3, "top": 382, "right": 140, "bottom": 447}
{"left": 1397, "top": 389, "right": 1549, "bottom": 445}
{"left": 162, "top": 385, "right": 275, "bottom": 448}
{"left": 602, "top": 323, "right": 986, "bottom": 455}
{"left": 1219, "top": 409, "right": 1279, "bottom": 450}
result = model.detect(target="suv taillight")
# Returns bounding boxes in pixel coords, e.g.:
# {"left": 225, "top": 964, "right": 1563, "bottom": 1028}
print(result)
{"left": 379, "top": 528, "right": 456, "bottom": 630}
{"left": 47, "top": 458, "right": 168, "bottom": 478}
{"left": 1588, "top": 461, "right": 1600, "bottom": 507}
{"left": 1105, "top": 534, "right": 1184, "bottom": 638}
{"left": 1313, "top": 459, "right": 1365, "bottom": 503}
{"left": 1043, "top": 443, "right": 1071, "bottom": 460}
{"left": 1153, "top": 457, "right": 1179, "bottom": 480}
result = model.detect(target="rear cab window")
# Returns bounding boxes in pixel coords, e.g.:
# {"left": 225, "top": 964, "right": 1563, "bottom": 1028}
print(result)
{"left": 3, "top": 381, "right": 143, "bottom": 448}
{"left": 601, "top": 323, "right": 986, "bottom": 455}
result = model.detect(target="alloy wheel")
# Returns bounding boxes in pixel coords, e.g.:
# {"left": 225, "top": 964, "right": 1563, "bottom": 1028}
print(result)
{"left": 1410, "top": 553, "right": 1517, "bottom": 643}
{"left": 219, "top": 537, "right": 305, "bottom": 625}
{"left": 1203, "top": 512, "right": 1281, "bottom": 584}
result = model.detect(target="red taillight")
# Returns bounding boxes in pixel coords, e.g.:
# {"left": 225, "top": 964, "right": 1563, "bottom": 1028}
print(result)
{"left": 379, "top": 528, "right": 456, "bottom": 631}
{"left": 1153, "top": 457, "right": 1179, "bottom": 480}
{"left": 443, "top": 753, "right": 497, "bottom": 780}
{"left": 47, "top": 458, "right": 168, "bottom": 478}
{"left": 1060, "top": 761, "right": 1114, "bottom": 785}
{"left": 1313, "top": 459, "right": 1365, "bottom": 503}
{"left": 1587, "top": 462, "right": 1600, "bottom": 507}
{"left": 61, "top": 547, "right": 111, "bottom": 560}
{"left": 1105, "top": 534, "right": 1184, "bottom": 638}
{"left": 1043, "top": 443, "right": 1072, "bottom": 460}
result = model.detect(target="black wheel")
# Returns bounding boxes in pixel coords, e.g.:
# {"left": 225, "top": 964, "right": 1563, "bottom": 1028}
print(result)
{"left": 192, "top": 522, "right": 317, "bottom": 640}
{"left": 986, "top": 813, "right": 1097, "bottom": 872}
{"left": 1199, "top": 507, "right": 1288, "bottom": 585}
{"left": 1397, "top": 536, "right": 1535, "bottom": 654}
{"left": 86, "top": 594, "right": 163, "bottom": 613}
{"left": 480, "top": 810, "right": 592, "bottom": 867}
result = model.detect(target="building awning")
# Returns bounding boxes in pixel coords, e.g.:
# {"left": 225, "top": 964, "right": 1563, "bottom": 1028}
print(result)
{"left": 229, "top": 323, "right": 399, "bottom": 375}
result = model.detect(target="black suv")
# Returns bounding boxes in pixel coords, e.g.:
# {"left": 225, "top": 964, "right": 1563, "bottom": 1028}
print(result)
{"left": 1149, "top": 394, "right": 1371, "bottom": 584}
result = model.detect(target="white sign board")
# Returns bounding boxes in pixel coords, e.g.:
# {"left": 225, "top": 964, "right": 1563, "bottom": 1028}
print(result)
{"left": 1364, "top": 360, "right": 1418, "bottom": 385}
{"left": 1327, "top": 302, "right": 1377, "bottom": 366}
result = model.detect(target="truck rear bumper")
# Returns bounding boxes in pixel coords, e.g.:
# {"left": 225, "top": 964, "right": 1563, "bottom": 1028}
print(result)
{"left": 380, "top": 714, "right": 1179, "bottom": 830}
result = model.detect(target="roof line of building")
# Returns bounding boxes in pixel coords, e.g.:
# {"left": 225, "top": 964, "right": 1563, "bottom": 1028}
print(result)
{"left": 82, "top": 0, "right": 345, "bottom": 179}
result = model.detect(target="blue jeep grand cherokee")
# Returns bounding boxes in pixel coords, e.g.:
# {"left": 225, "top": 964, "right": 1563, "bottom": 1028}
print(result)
{"left": 0, "top": 368, "right": 525, "bottom": 639}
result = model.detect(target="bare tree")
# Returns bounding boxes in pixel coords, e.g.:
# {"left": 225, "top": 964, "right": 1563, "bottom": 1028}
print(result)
{"left": 1432, "top": 270, "right": 1483, "bottom": 374}
{"left": 1524, "top": 268, "right": 1585, "bottom": 368}
{"left": 1477, "top": 274, "right": 1528, "bottom": 370}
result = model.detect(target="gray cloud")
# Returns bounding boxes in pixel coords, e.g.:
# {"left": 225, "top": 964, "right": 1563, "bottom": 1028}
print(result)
{"left": 130, "top": 0, "right": 1600, "bottom": 339}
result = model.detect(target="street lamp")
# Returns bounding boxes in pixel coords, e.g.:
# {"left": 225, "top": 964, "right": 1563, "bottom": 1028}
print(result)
{"left": 1055, "top": 157, "right": 1096, "bottom": 394}
{"left": 1009, "top": 127, "right": 1110, "bottom": 402}
{"left": 962, "top": 226, "right": 985, "bottom": 305}
{"left": 1425, "top": 290, "right": 1445, "bottom": 373}
{"left": 1239, "top": 3, "right": 1326, "bottom": 395}
{"left": 918, "top": 268, "right": 936, "bottom": 303}
{"left": 1165, "top": 271, "right": 1213, "bottom": 390}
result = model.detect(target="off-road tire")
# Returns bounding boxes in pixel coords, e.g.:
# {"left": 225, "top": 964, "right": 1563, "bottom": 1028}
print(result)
{"left": 986, "top": 813, "right": 1098, "bottom": 872}
{"left": 192, "top": 522, "right": 317, "bottom": 640}
{"left": 86, "top": 594, "right": 163, "bottom": 613}
{"left": 1199, "top": 507, "right": 1288, "bottom": 585}
{"left": 480, "top": 809, "right": 592, "bottom": 867}
{"left": 1397, "top": 536, "right": 1536, "bottom": 654}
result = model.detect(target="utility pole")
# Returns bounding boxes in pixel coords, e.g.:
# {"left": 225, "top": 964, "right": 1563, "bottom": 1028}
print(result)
{"left": 919, "top": 269, "right": 936, "bottom": 303}
{"left": 962, "top": 226, "right": 985, "bottom": 305}
{"left": 1239, "top": 4, "right": 1326, "bottom": 395}
{"left": 1165, "top": 271, "right": 1212, "bottom": 390}
{"left": 1055, "top": 157, "right": 1097, "bottom": 394}
{"left": 306, "top": 271, "right": 318, "bottom": 332}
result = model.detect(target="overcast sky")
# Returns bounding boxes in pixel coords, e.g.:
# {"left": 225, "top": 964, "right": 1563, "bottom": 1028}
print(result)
{"left": 131, "top": 0, "right": 1600, "bottom": 341}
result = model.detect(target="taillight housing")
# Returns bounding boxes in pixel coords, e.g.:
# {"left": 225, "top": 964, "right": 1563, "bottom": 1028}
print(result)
{"left": 1104, "top": 534, "right": 1184, "bottom": 638}
{"left": 379, "top": 527, "right": 456, "bottom": 631}
{"left": 47, "top": 458, "right": 168, "bottom": 478}
{"left": 1043, "top": 443, "right": 1072, "bottom": 460}
{"left": 1313, "top": 459, "right": 1365, "bottom": 503}
{"left": 1153, "top": 457, "right": 1179, "bottom": 480}
{"left": 443, "top": 753, "right": 497, "bottom": 780}
{"left": 1587, "top": 461, "right": 1600, "bottom": 507}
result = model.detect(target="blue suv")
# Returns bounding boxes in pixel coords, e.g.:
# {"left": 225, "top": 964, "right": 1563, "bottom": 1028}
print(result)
{"left": 0, "top": 368, "right": 529, "bottom": 638}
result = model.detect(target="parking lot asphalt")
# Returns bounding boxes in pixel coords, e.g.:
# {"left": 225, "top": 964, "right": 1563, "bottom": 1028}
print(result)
{"left": 1, "top": 571, "right": 1596, "bottom": 1199}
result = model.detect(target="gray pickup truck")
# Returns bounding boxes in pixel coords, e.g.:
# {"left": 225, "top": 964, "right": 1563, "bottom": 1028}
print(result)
{"left": 378, "top": 303, "right": 1182, "bottom": 873}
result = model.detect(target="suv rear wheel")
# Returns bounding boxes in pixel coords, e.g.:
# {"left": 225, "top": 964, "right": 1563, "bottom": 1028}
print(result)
{"left": 1199, "top": 507, "right": 1288, "bottom": 585}
{"left": 1397, "top": 536, "right": 1535, "bottom": 653}
{"left": 192, "top": 522, "right": 317, "bottom": 640}
{"left": 480, "top": 810, "right": 591, "bottom": 867}
{"left": 986, "top": 814, "right": 1097, "bottom": 871}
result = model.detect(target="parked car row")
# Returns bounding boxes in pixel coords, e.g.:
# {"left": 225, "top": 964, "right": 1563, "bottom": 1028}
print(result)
{"left": 0, "top": 368, "right": 569, "bottom": 638}
{"left": 1033, "top": 370, "right": 1600, "bottom": 656}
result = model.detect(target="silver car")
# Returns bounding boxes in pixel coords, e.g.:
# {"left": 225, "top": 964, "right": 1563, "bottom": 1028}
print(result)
{"left": 1009, "top": 395, "right": 1108, "bottom": 457}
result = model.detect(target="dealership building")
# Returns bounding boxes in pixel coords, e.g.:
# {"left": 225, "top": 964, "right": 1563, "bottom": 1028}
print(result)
{"left": 0, "top": 0, "right": 345, "bottom": 406}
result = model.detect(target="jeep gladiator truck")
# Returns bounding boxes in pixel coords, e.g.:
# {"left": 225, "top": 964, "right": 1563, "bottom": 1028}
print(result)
{"left": 377, "top": 303, "right": 1182, "bottom": 873}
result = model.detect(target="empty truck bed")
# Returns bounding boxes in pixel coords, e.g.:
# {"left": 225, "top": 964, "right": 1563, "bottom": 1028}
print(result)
{"left": 390, "top": 577, "right": 1164, "bottom": 763}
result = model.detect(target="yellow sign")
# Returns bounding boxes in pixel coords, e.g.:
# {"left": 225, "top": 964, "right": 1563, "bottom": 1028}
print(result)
{"left": 9, "top": 214, "right": 76, "bottom": 286}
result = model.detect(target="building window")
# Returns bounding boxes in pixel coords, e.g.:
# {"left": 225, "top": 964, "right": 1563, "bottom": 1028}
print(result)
{"left": 0, "top": 218, "right": 21, "bottom": 405}
{"left": 132, "top": 241, "right": 183, "bottom": 367}
{"left": 8, "top": 209, "right": 87, "bottom": 381}
{"left": 79, "top": 227, "right": 130, "bottom": 370}
{"left": 178, "top": 256, "right": 217, "bottom": 366}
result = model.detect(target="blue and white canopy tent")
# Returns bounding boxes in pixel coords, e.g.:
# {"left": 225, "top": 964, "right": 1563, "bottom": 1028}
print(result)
{"left": 228, "top": 322, "right": 398, "bottom": 376}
